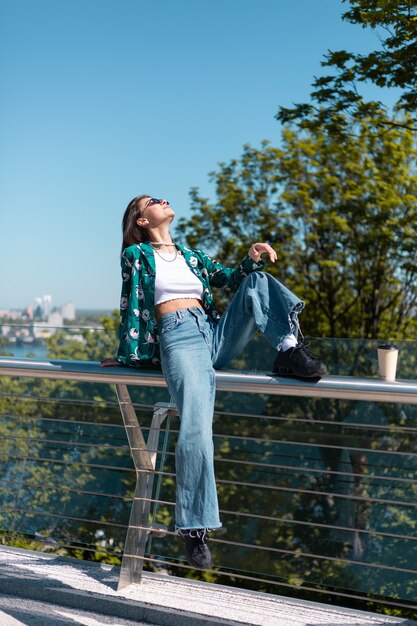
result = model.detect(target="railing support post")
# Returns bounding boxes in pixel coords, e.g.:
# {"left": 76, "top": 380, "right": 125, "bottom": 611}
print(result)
{"left": 115, "top": 385, "right": 176, "bottom": 590}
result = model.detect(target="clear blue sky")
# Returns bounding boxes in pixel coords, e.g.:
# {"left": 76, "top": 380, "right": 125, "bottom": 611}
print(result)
{"left": 0, "top": 0, "right": 398, "bottom": 310}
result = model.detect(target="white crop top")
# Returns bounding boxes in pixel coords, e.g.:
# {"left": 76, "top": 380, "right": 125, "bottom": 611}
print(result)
{"left": 154, "top": 252, "right": 204, "bottom": 305}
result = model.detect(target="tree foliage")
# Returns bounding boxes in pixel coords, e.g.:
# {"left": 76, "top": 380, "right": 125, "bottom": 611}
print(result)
{"left": 277, "top": 0, "right": 417, "bottom": 133}
{"left": 176, "top": 115, "right": 417, "bottom": 340}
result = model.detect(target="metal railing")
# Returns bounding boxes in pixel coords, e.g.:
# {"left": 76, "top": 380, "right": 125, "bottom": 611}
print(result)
{"left": 0, "top": 355, "right": 416, "bottom": 613}
{"left": 1, "top": 356, "right": 417, "bottom": 402}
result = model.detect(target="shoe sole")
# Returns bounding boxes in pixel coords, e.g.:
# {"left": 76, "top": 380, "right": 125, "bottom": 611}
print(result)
{"left": 272, "top": 370, "right": 324, "bottom": 380}
{"left": 189, "top": 559, "right": 212, "bottom": 569}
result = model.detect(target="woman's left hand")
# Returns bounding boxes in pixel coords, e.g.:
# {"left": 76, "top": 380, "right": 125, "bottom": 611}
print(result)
{"left": 100, "top": 358, "right": 122, "bottom": 367}
{"left": 248, "top": 242, "right": 277, "bottom": 263}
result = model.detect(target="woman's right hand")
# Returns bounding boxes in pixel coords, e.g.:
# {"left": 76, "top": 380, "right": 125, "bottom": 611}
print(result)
{"left": 100, "top": 358, "right": 121, "bottom": 367}
{"left": 248, "top": 242, "right": 277, "bottom": 263}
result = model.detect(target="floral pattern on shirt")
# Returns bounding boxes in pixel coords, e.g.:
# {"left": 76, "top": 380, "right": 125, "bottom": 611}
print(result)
{"left": 116, "top": 242, "right": 265, "bottom": 368}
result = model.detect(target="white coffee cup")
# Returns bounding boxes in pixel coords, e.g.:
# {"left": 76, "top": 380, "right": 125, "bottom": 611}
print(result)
{"left": 377, "top": 344, "right": 399, "bottom": 382}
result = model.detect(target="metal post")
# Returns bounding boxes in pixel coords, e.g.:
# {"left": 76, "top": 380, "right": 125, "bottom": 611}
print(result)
{"left": 115, "top": 385, "right": 176, "bottom": 589}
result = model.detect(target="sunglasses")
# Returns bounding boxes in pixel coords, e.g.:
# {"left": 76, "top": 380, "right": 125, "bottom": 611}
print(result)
{"left": 142, "top": 197, "right": 169, "bottom": 213}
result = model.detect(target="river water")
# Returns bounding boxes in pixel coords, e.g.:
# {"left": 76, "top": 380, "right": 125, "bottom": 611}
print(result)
{"left": 4, "top": 343, "right": 48, "bottom": 360}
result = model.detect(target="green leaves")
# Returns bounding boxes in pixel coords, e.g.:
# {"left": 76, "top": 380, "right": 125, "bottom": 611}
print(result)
{"left": 277, "top": 0, "right": 417, "bottom": 134}
{"left": 177, "top": 112, "right": 417, "bottom": 340}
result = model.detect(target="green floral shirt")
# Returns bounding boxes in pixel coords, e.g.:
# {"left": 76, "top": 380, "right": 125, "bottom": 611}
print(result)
{"left": 117, "top": 242, "right": 265, "bottom": 368}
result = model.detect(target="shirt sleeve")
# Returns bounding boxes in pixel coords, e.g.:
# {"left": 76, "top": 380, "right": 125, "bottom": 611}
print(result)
{"left": 198, "top": 250, "right": 265, "bottom": 291}
{"left": 117, "top": 250, "right": 132, "bottom": 360}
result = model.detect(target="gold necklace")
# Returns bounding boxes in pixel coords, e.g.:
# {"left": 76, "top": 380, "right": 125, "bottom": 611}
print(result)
{"left": 151, "top": 244, "right": 179, "bottom": 263}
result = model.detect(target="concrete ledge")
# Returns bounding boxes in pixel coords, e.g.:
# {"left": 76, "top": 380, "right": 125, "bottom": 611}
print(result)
{"left": 0, "top": 546, "right": 415, "bottom": 626}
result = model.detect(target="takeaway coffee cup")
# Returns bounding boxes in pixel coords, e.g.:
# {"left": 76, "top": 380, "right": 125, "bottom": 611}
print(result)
{"left": 377, "top": 344, "right": 399, "bottom": 382}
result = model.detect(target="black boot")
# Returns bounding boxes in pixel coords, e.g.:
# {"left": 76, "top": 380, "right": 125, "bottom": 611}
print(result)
{"left": 273, "top": 342, "right": 328, "bottom": 378}
{"left": 178, "top": 528, "right": 212, "bottom": 569}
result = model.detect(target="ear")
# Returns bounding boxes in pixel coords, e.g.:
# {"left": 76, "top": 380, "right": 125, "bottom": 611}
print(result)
{"left": 136, "top": 217, "right": 149, "bottom": 227}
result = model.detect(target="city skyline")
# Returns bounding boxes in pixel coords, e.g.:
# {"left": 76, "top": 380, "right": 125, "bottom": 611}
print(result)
{"left": 0, "top": 294, "right": 77, "bottom": 320}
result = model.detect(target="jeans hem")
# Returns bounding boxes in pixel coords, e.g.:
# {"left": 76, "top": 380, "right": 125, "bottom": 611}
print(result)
{"left": 276, "top": 301, "right": 305, "bottom": 350}
{"left": 176, "top": 523, "right": 223, "bottom": 531}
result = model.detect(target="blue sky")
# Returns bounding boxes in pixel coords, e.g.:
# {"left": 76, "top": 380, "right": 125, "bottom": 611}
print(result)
{"left": 0, "top": 0, "right": 399, "bottom": 310}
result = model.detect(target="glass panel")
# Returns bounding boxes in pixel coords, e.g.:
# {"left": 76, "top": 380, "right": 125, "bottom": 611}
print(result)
{"left": 0, "top": 322, "right": 119, "bottom": 362}
{"left": 150, "top": 389, "right": 416, "bottom": 607}
{"left": 0, "top": 375, "right": 170, "bottom": 563}
{"left": 231, "top": 334, "right": 416, "bottom": 379}
{"left": 0, "top": 330, "right": 416, "bottom": 614}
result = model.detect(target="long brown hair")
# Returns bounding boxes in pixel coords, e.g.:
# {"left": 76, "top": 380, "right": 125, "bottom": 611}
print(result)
{"left": 122, "top": 195, "right": 150, "bottom": 249}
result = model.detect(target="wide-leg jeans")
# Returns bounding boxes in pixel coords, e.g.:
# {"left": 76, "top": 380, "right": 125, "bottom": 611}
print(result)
{"left": 158, "top": 272, "right": 304, "bottom": 530}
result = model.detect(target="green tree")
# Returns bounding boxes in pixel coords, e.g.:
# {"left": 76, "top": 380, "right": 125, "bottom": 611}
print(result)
{"left": 46, "top": 311, "right": 120, "bottom": 362}
{"left": 278, "top": 117, "right": 417, "bottom": 339}
{"left": 177, "top": 115, "right": 417, "bottom": 340}
{"left": 278, "top": 0, "right": 417, "bottom": 133}
{"left": 277, "top": 0, "right": 417, "bottom": 134}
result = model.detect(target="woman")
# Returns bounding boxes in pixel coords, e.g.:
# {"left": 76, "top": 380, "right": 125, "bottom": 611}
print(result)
{"left": 102, "top": 195, "right": 327, "bottom": 570}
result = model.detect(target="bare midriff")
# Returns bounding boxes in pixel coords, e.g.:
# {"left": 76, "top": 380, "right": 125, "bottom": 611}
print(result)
{"left": 155, "top": 298, "right": 203, "bottom": 321}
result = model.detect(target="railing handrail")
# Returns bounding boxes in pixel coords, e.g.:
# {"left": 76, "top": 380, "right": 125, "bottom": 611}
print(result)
{"left": 1, "top": 356, "right": 417, "bottom": 404}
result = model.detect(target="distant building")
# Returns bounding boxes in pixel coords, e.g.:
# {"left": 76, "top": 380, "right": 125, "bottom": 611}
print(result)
{"left": 0, "top": 309, "right": 21, "bottom": 320}
{"left": 33, "top": 297, "right": 43, "bottom": 320}
{"left": 0, "top": 325, "right": 11, "bottom": 337}
{"left": 21, "top": 306, "right": 33, "bottom": 320}
{"left": 32, "top": 322, "right": 52, "bottom": 339}
{"left": 61, "top": 301, "right": 76, "bottom": 321}
{"left": 32, "top": 312, "right": 63, "bottom": 338}
{"left": 47, "top": 311, "right": 63, "bottom": 328}
{"left": 43, "top": 295, "right": 52, "bottom": 318}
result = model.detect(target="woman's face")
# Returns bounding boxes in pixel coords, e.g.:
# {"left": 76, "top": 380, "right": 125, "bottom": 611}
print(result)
{"left": 137, "top": 197, "right": 174, "bottom": 227}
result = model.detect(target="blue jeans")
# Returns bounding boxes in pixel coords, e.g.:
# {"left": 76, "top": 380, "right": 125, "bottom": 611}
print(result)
{"left": 158, "top": 272, "right": 304, "bottom": 530}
